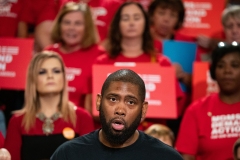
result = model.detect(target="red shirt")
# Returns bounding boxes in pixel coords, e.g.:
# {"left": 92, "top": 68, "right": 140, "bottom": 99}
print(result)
{"left": 20, "top": 0, "right": 58, "bottom": 25}
{"left": 45, "top": 44, "right": 105, "bottom": 107}
{"left": 4, "top": 107, "right": 94, "bottom": 160}
{"left": 0, "top": 0, "right": 24, "bottom": 37}
{"left": 176, "top": 93, "right": 240, "bottom": 160}
{"left": 0, "top": 132, "right": 4, "bottom": 148}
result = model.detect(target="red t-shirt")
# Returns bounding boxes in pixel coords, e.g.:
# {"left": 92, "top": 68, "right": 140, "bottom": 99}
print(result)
{"left": 176, "top": 93, "right": 240, "bottom": 160}
{"left": 0, "top": 132, "right": 4, "bottom": 148}
{"left": 20, "top": 0, "right": 58, "bottom": 25}
{"left": 45, "top": 44, "right": 105, "bottom": 107}
{"left": 0, "top": 0, "right": 24, "bottom": 37}
{"left": 95, "top": 53, "right": 184, "bottom": 130}
{"left": 4, "top": 107, "right": 94, "bottom": 160}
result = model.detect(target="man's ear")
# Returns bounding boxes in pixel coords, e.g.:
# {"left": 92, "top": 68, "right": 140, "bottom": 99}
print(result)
{"left": 96, "top": 94, "right": 102, "bottom": 111}
{"left": 141, "top": 101, "right": 148, "bottom": 122}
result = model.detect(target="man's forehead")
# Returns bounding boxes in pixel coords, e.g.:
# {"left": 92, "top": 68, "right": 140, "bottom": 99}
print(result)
{"left": 104, "top": 81, "right": 139, "bottom": 94}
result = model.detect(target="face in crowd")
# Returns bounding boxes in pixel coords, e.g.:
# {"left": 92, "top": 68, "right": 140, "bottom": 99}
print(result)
{"left": 37, "top": 57, "right": 64, "bottom": 96}
{"left": 120, "top": 3, "right": 145, "bottom": 39}
{"left": 60, "top": 10, "right": 85, "bottom": 47}
{"left": 224, "top": 16, "right": 240, "bottom": 43}
{"left": 148, "top": 0, "right": 184, "bottom": 39}
{"left": 210, "top": 45, "right": 240, "bottom": 95}
{"left": 214, "top": 51, "right": 240, "bottom": 94}
{"left": 96, "top": 69, "right": 148, "bottom": 146}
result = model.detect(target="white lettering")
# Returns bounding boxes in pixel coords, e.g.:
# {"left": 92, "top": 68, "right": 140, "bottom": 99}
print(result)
{"left": 0, "top": 55, "right": 12, "bottom": 63}
{"left": 0, "top": 63, "right": 6, "bottom": 70}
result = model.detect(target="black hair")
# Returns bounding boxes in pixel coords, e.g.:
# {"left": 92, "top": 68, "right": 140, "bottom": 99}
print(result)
{"left": 148, "top": 0, "right": 185, "bottom": 30}
{"left": 101, "top": 69, "right": 146, "bottom": 102}
{"left": 210, "top": 44, "right": 240, "bottom": 80}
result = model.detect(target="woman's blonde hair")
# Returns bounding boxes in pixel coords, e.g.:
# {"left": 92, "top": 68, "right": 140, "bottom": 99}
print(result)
{"left": 51, "top": 2, "right": 98, "bottom": 48}
{"left": 144, "top": 124, "right": 175, "bottom": 145}
{"left": 15, "top": 51, "right": 76, "bottom": 131}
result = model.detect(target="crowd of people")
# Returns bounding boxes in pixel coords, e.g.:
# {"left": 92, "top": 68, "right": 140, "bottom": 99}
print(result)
{"left": 0, "top": 0, "right": 240, "bottom": 159}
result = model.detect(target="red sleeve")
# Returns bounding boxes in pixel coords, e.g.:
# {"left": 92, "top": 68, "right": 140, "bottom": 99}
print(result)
{"left": 87, "top": 45, "right": 106, "bottom": 93}
{"left": 97, "top": 0, "right": 123, "bottom": 41}
{"left": 76, "top": 107, "right": 94, "bottom": 136}
{"left": 175, "top": 102, "right": 199, "bottom": 155}
{"left": 94, "top": 53, "right": 112, "bottom": 65}
{"left": 0, "top": 132, "right": 4, "bottom": 148}
{"left": 19, "top": 0, "right": 33, "bottom": 23}
{"left": 4, "top": 114, "right": 23, "bottom": 160}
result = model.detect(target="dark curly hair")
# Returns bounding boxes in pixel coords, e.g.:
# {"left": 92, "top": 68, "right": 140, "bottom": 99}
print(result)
{"left": 148, "top": 0, "right": 185, "bottom": 30}
{"left": 210, "top": 43, "right": 240, "bottom": 80}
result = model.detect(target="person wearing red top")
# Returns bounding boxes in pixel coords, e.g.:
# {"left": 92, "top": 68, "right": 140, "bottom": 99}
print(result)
{"left": 95, "top": 2, "right": 184, "bottom": 131}
{"left": 4, "top": 51, "right": 94, "bottom": 160}
{"left": 96, "top": 0, "right": 153, "bottom": 42}
{"left": 17, "top": 0, "right": 59, "bottom": 52}
{"left": 148, "top": 0, "right": 202, "bottom": 136}
{"left": 0, "top": 0, "right": 25, "bottom": 37}
{"left": 176, "top": 42, "right": 240, "bottom": 160}
{"left": 197, "top": 5, "right": 240, "bottom": 60}
{"left": 45, "top": 2, "right": 105, "bottom": 114}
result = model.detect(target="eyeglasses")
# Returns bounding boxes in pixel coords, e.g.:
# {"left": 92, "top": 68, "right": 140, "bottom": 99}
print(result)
{"left": 218, "top": 41, "right": 239, "bottom": 47}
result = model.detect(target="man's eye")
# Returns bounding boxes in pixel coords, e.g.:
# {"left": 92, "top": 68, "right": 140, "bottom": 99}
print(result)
{"left": 110, "top": 97, "right": 117, "bottom": 102}
{"left": 128, "top": 100, "right": 135, "bottom": 105}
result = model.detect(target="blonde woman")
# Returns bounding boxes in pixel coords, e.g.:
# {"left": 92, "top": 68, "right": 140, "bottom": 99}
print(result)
{"left": 45, "top": 2, "right": 105, "bottom": 114}
{"left": 4, "top": 51, "right": 94, "bottom": 160}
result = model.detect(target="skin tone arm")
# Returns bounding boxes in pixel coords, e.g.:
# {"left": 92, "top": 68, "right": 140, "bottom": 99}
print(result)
{"left": 17, "top": 21, "right": 28, "bottom": 37}
{"left": 182, "top": 154, "right": 195, "bottom": 160}
{"left": 173, "top": 63, "right": 192, "bottom": 88}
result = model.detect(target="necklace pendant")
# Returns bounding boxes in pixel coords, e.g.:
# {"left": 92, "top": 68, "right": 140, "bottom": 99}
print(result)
{"left": 42, "top": 119, "right": 54, "bottom": 135}
{"left": 36, "top": 112, "right": 60, "bottom": 135}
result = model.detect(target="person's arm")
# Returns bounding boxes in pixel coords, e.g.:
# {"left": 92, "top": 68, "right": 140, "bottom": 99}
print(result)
{"left": 76, "top": 107, "right": 94, "bottom": 135}
{"left": 4, "top": 115, "right": 22, "bottom": 160}
{"left": 173, "top": 63, "right": 192, "bottom": 88}
{"left": 34, "top": 21, "right": 54, "bottom": 51}
{"left": 175, "top": 103, "right": 199, "bottom": 159}
{"left": 182, "top": 154, "right": 195, "bottom": 160}
{"left": 17, "top": 21, "right": 28, "bottom": 37}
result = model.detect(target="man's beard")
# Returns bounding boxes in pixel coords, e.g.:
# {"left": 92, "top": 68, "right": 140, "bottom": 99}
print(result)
{"left": 99, "top": 105, "right": 142, "bottom": 145}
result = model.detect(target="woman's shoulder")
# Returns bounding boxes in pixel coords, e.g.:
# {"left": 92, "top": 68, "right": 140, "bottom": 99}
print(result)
{"left": 156, "top": 54, "right": 172, "bottom": 66}
{"left": 94, "top": 52, "right": 112, "bottom": 64}
{"left": 174, "top": 32, "right": 196, "bottom": 42}
{"left": 74, "top": 106, "right": 91, "bottom": 118}
{"left": 8, "top": 112, "right": 25, "bottom": 125}
{"left": 44, "top": 43, "right": 60, "bottom": 51}
{"left": 187, "top": 93, "right": 219, "bottom": 111}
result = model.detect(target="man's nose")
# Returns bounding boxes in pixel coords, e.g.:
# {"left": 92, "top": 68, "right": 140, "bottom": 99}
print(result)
{"left": 114, "top": 103, "right": 126, "bottom": 117}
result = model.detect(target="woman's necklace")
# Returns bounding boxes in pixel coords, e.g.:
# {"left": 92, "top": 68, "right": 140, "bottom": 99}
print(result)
{"left": 36, "top": 112, "right": 61, "bottom": 135}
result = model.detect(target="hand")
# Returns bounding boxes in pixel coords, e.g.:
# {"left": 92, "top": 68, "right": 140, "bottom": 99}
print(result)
{"left": 173, "top": 63, "right": 192, "bottom": 88}
{"left": 173, "top": 63, "right": 183, "bottom": 79}
{"left": 0, "top": 148, "right": 11, "bottom": 160}
{"left": 197, "top": 34, "right": 212, "bottom": 49}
